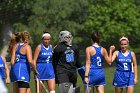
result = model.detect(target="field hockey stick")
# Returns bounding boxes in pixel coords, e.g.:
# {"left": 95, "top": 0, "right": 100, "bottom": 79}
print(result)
{"left": 35, "top": 75, "right": 40, "bottom": 93}
{"left": 35, "top": 75, "right": 49, "bottom": 93}
{"left": 39, "top": 80, "right": 49, "bottom": 93}
{"left": 86, "top": 83, "right": 89, "bottom": 93}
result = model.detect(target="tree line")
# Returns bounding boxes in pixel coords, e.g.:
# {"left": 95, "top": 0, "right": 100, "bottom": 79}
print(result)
{"left": 0, "top": 0, "right": 140, "bottom": 54}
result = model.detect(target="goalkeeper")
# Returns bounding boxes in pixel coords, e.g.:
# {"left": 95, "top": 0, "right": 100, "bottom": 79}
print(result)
{"left": 53, "top": 30, "right": 83, "bottom": 93}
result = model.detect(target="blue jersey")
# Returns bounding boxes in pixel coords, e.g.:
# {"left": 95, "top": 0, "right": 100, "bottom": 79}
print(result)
{"left": 88, "top": 45, "right": 105, "bottom": 86}
{"left": 0, "top": 56, "right": 5, "bottom": 79}
{"left": 15, "top": 44, "right": 27, "bottom": 63}
{"left": 36, "top": 44, "right": 55, "bottom": 80}
{"left": 116, "top": 50, "right": 133, "bottom": 72}
{"left": 37, "top": 44, "right": 52, "bottom": 63}
{"left": 90, "top": 46, "right": 103, "bottom": 69}
{"left": 113, "top": 50, "right": 134, "bottom": 88}
{"left": 12, "top": 44, "right": 30, "bottom": 82}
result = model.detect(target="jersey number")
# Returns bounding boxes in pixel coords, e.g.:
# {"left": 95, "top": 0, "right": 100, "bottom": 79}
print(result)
{"left": 46, "top": 56, "right": 50, "bottom": 62}
{"left": 66, "top": 54, "right": 74, "bottom": 62}
{"left": 16, "top": 54, "right": 20, "bottom": 62}
{"left": 97, "top": 57, "right": 102, "bottom": 66}
{"left": 123, "top": 63, "right": 128, "bottom": 70}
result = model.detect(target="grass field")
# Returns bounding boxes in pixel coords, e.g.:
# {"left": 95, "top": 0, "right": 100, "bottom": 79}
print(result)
{"left": 7, "top": 66, "right": 140, "bottom": 93}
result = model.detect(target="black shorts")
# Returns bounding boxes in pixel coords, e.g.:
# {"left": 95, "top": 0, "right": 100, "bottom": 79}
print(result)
{"left": 56, "top": 70, "right": 77, "bottom": 87}
{"left": 18, "top": 81, "right": 30, "bottom": 88}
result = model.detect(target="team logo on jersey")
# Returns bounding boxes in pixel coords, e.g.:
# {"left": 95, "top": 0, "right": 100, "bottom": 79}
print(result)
{"left": 0, "top": 64, "right": 4, "bottom": 67}
{"left": 65, "top": 49, "right": 74, "bottom": 62}
{"left": 114, "top": 83, "right": 117, "bottom": 86}
{"left": 41, "top": 52, "right": 52, "bottom": 55}
{"left": 21, "top": 76, "right": 25, "bottom": 80}
{"left": 119, "top": 59, "right": 132, "bottom": 62}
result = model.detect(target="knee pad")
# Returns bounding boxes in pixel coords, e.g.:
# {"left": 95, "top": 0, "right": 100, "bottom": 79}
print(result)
{"left": 59, "top": 82, "right": 73, "bottom": 93}
{"left": 50, "top": 90, "right": 55, "bottom": 93}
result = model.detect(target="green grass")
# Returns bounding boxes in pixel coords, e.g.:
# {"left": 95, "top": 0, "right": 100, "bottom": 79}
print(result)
{"left": 7, "top": 66, "right": 140, "bottom": 93}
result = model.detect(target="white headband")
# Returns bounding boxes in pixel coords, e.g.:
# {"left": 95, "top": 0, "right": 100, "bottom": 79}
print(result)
{"left": 42, "top": 33, "right": 51, "bottom": 38}
{"left": 119, "top": 36, "right": 129, "bottom": 42}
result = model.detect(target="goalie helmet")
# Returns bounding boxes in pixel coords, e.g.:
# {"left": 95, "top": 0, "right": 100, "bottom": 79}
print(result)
{"left": 59, "top": 30, "right": 73, "bottom": 46}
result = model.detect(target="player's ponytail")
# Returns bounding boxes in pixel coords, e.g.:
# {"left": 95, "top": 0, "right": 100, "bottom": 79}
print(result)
{"left": 23, "top": 31, "right": 31, "bottom": 44}
{"left": 8, "top": 34, "right": 16, "bottom": 52}
{"left": 91, "top": 31, "right": 101, "bottom": 43}
{"left": 15, "top": 32, "right": 23, "bottom": 43}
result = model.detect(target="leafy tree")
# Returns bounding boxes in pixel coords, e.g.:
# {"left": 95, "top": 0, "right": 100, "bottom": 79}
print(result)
{"left": 1, "top": 0, "right": 140, "bottom": 53}
{"left": 0, "top": 0, "right": 35, "bottom": 49}
{"left": 84, "top": 0, "right": 140, "bottom": 53}
{"left": 0, "top": 0, "right": 35, "bottom": 24}
{"left": 28, "top": 0, "right": 88, "bottom": 48}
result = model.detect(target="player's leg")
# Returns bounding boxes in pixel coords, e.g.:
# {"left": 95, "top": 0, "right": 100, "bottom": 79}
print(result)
{"left": 57, "top": 73, "right": 73, "bottom": 93}
{"left": 39, "top": 80, "right": 44, "bottom": 93}
{"left": 18, "top": 81, "right": 30, "bottom": 93}
{"left": 19, "top": 88, "right": 28, "bottom": 93}
{"left": 69, "top": 71, "right": 77, "bottom": 87}
{"left": 10, "top": 69, "right": 18, "bottom": 93}
{"left": 26, "top": 88, "right": 31, "bottom": 93}
{"left": 126, "top": 86, "right": 134, "bottom": 93}
{"left": 83, "top": 75, "right": 93, "bottom": 93}
{"left": 35, "top": 79, "right": 44, "bottom": 93}
{"left": 84, "top": 86, "right": 93, "bottom": 93}
{"left": 59, "top": 82, "right": 73, "bottom": 93}
{"left": 13, "top": 82, "right": 19, "bottom": 93}
{"left": 95, "top": 85, "right": 104, "bottom": 93}
{"left": 69, "top": 71, "right": 81, "bottom": 93}
{"left": 115, "top": 87, "right": 123, "bottom": 93}
{"left": 35, "top": 79, "right": 39, "bottom": 93}
{"left": 47, "top": 78, "right": 55, "bottom": 93}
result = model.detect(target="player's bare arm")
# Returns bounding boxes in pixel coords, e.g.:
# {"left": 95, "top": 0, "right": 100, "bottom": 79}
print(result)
{"left": 85, "top": 47, "right": 91, "bottom": 83}
{"left": 33, "top": 45, "right": 41, "bottom": 68}
{"left": 132, "top": 51, "right": 138, "bottom": 84}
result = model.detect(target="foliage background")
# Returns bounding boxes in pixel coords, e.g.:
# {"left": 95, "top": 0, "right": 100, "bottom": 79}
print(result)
{"left": 0, "top": 0, "right": 140, "bottom": 53}
{"left": 1, "top": 0, "right": 140, "bottom": 92}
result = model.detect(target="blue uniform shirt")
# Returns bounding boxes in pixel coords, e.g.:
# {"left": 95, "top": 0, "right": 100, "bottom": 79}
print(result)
{"left": 88, "top": 45, "right": 105, "bottom": 86}
{"left": 116, "top": 50, "right": 132, "bottom": 72}
{"left": 113, "top": 50, "right": 134, "bottom": 87}
{"left": 90, "top": 46, "right": 103, "bottom": 69}
{"left": 15, "top": 44, "right": 27, "bottom": 63}
{"left": 0, "top": 56, "right": 5, "bottom": 79}
{"left": 37, "top": 44, "right": 53, "bottom": 63}
{"left": 36, "top": 44, "right": 55, "bottom": 80}
{"left": 12, "top": 44, "right": 30, "bottom": 82}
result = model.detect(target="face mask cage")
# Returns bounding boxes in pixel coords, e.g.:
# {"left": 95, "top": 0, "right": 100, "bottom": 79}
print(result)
{"left": 59, "top": 31, "right": 73, "bottom": 45}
